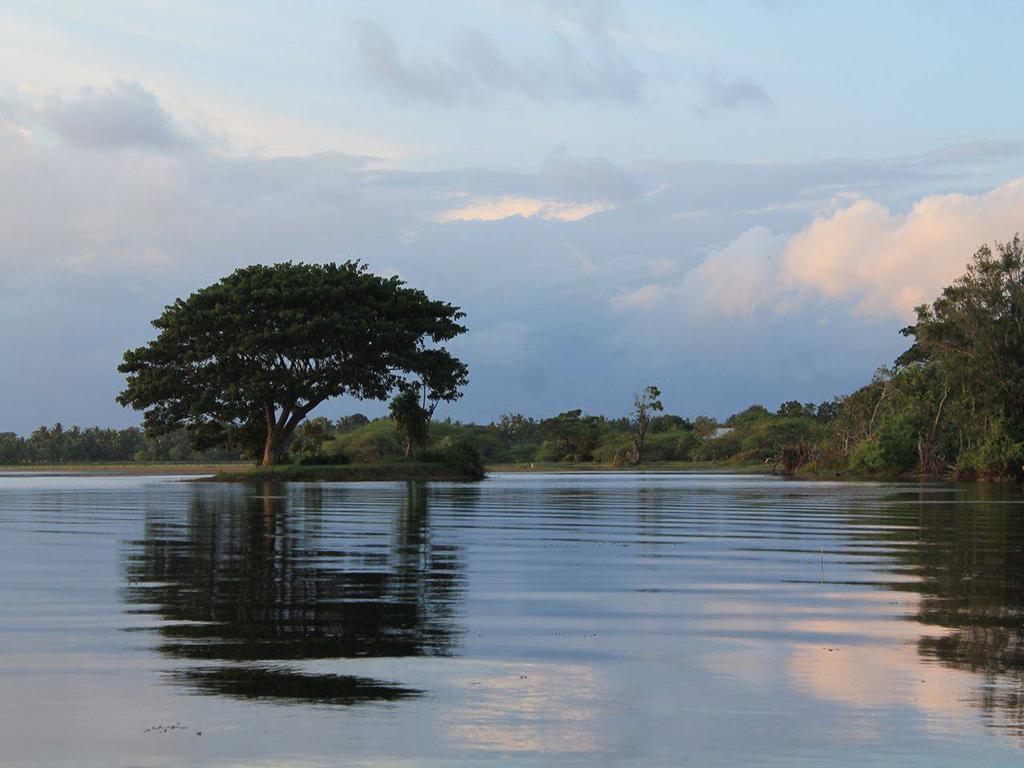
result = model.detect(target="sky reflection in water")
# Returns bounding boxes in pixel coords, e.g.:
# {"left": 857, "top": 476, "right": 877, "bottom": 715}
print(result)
{"left": 0, "top": 473, "right": 1022, "bottom": 766}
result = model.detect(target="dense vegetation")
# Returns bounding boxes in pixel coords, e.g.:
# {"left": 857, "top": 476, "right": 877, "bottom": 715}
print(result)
{"left": 6, "top": 237, "right": 1024, "bottom": 479}
{"left": 0, "top": 424, "right": 241, "bottom": 464}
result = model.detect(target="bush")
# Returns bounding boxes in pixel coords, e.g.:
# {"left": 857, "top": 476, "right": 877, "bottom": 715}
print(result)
{"left": 740, "top": 418, "right": 816, "bottom": 460}
{"left": 426, "top": 436, "right": 485, "bottom": 479}
{"left": 692, "top": 430, "right": 743, "bottom": 461}
{"left": 295, "top": 451, "right": 350, "bottom": 466}
{"left": 848, "top": 415, "right": 919, "bottom": 474}
{"left": 592, "top": 433, "right": 633, "bottom": 464}
{"left": 506, "top": 443, "right": 540, "bottom": 463}
{"left": 331, "top": 419, "right": 404, "bottom": 463}
{"left": 534, "top": 439, "right": 565, "bottom": 462}
{"left": 645, "top": 430, "right": 699, "bottom": 461}
{"left": 956, "top": 421, "right": 1024, "bottom": 479}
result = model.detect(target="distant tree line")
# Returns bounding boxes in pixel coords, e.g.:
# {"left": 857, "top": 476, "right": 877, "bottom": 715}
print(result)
{"left": 0, "top": 424, "right": 245, "bottom": 465}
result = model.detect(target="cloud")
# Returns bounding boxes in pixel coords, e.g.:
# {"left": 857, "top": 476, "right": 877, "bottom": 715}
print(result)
{"left": 696, "top": 70, "right": 773, "bottom": 114}
{"left": 609, "top": 227, "right": 786, "bottom": 318}
{"left": 683, "top": 226, "right": 787, "bottom": 317}
{"left": 436, "top": 195, "right": 612, "bottom": 223}
{"left": 915, "top": 139, "right": 1024, "bottom": 165}
{"left": 353, "top": 18, "right": 647, "bottom": 103}
{"left": 611, "top": 283, "right": 664, "bottom": 310}
{"left": 540, "top": 146, "right": 639, "bottom": 205}
{"left": 40, "top": 81, "right": 195, "bottom": 149}
{"left": 656, "top": 177, "right": 1024, "bottom": 321}
{"left": 780, "top": 179, "right": 1024, "bottom": 315}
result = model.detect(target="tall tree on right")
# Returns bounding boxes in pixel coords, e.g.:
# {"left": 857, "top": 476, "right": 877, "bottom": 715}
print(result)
{"left": 901, "top": 235, "right": 1024, "bottom": 438}
{"left": 890, "top": 234, "right": 1024, "bottom": 476}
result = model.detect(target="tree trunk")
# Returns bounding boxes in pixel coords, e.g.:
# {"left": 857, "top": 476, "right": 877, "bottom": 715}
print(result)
{"left": 260, "top": 400, "right": 319, "bottom": 466}
{"left": 262, "top": 426, "right": 282, "bottom": 466}
{"left": 632, "top": 425, "right": 647, "bottom": 464}
{"left": 261, "top": 402, "right": 284, "bottom": 466}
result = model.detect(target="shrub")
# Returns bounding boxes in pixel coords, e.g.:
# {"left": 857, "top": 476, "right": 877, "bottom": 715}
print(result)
{"left": 534, "top": 439, "right": 565, "bottom": 462}
{"left": 331, "top": 419, "right": 404, "bottom": 463}
{"left": 848, "top": 414, "right": 919, "bottom": 474}
{"left": 956, "top": 421, "right": 1024, "bottom": 479}
{"left": 592, "top": 433, "right": 633, "bottom": 464}
{"left": 645, "top": 430, "right": 699, "bottom": 461}
{"left": 426, "top": 436, "right": 485, "bottom": 479}
{"left": 692, "top": 430, "right": 743, "bottom": 461}
{"left": 295, "top": 451, "right": 350, "bottom": 466}
{"left": 740, "top": 418, "right": 816, "bottom": 460}
{"left": 506, "top": 443, "right": 540, "bottom": 463}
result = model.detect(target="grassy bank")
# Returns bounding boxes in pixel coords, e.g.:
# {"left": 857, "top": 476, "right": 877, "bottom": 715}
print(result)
{"left": 0, "top": 461, "right": 250, "bottom": 475}
{"left": 206, "top": 461, "right": 484, "bottom": 482}
{"left": 0, "top": 459, "right": 770, "bottom": 478}
{"left": 487, "top": 460, "right": 773, "bottom": 474}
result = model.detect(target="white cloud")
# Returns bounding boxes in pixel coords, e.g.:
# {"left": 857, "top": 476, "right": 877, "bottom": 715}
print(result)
{"left": 781, "top": 178, "right": 1024, "bottom": 316}
{"left": 611, "top": 283, "right": 664, "bottom": 310}
{"left": 683, "top": 226, "right": 787, "bottom": 318}
{"left": 662, "top": 177, "right": 1024, "bottom": 322}
{"left": 610, "top": 227, "right": 785, "bottom": 318}
{"left": 647, "top": 257, "right": 680, "bottom": 278}
{"left": 436, "top": 195, "right": 613, "bottom": 222}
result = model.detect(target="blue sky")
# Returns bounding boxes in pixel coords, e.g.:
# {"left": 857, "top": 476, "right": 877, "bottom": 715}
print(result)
{"left": 4, "top": 1, "right": 1024, "bottom": 431}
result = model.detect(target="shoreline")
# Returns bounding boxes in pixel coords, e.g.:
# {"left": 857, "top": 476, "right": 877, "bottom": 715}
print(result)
{"left": 2, "top": 460, "right": 1011, "bottom": 484}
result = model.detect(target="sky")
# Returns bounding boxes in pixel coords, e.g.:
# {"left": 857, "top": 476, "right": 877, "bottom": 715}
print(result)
{"left": 5, "top": 1, "right": 1024, "bottom": 432}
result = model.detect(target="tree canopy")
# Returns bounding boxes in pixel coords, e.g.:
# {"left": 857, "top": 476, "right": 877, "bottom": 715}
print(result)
{"left": 117, "top": 261, "right": 468, "bottom": 465}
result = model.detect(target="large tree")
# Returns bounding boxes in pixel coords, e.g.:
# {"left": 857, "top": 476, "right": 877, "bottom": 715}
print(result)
{"left": 900, "top": 235, "right": 1024, "bottom": 436}
{"left": 118, "top": 261, "right": 468, "bottom": 465}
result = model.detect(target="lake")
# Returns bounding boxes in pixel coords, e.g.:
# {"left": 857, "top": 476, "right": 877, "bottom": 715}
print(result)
{"left": 1, "top": 472, "right": 1022, "bottom": 766}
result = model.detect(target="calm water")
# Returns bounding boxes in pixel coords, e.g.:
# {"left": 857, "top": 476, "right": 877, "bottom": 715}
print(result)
{"left": 1, "top": 473, "right": 1023, "bottom": 767}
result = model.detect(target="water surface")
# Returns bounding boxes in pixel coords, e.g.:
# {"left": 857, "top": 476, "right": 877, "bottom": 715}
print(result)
{"left": 1, "top": 472, "right": 1022, "bottom": 766}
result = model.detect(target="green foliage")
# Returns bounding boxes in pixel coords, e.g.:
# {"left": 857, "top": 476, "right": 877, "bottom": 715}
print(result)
{"left": 289, "top": 417, "right": 335, "bottom": 462}
{"left": 630, "top": 385, "right": 664, "bottom": 463}
{"left": 118, "top": 261, "right": 467, "bottom": 465}
{"left": 691, "top": 415, "right": 719, "bottom": 438}
{"left": 0, "top": 423, "right": 245, "bottom": 464}
{"left": 506, "top": 443, "right": 541, "bottom": 463}
{"left": 727, "top": 405, "right": 771, "bottom": 426}
{"left": 389, "top": 388, "right": 431, "bottom": 457}
{"left": 902, "top": 236, "right": 1024, "bottom": 430}
{"left": 592, "top": 432, "right": 634, "bottom": 464}
{"left": 644, "top": 430, "right": 699, "bottom": 461}
{"left": 956, "top": 420, "right": 1024, "bottom": 479}
{"left": 539, "top": 410, "right": 602, "bottom": 461}
{"left": 692, "top": 430, "right": 742, "bottom": 461}
{"left": 849, "top": 414, "right": 920, "bottom": 474}
{"left": 776, "top": 401, "right": 817, "bottom": 418}
{"left": 650, "top": 414, "right": 691, "bottom": 433}
{"left": 496, "top": 413, "right": 540, "bottom": 444}
{"left": 739, "top": 417, "right": 818, "bottom": 461}
{"left": 328, "top": 419, "right": 404, "bottom": 463}
{"left": 427, "top": 436, "right": 485, "bottom": 479}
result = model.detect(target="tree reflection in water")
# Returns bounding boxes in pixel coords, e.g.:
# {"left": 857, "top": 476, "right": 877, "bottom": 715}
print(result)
{"left": 122, "top": 481, "right": 466, "bottom": 705}
{"left": 904, "top": 486, "right": 1024, "bottom": 739}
